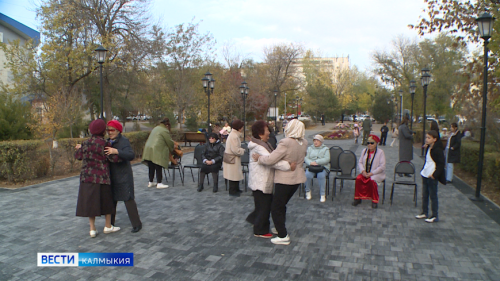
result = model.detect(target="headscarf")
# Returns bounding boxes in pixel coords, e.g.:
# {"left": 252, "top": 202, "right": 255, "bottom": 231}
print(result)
{"left": 285, "top": 119, "right": 305, "bottom": 145}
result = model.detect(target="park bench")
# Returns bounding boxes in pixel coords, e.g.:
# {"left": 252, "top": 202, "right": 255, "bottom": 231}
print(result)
{"left": 183, "top": 132, "right": 207, "bottom": 147}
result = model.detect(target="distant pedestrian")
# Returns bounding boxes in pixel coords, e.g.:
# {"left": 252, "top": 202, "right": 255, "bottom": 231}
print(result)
{"left": 416, "top": 130, "right": 446, "bottom": 223}
{"left": 142, "top": 117, "right": 174, "bottom": 189}
{"left": 75, "top": 119, "right": 121, "bottom": 238}
{"left": 390, "top": 126, "right": 399, "bottom": 147}
{"left": 321, "top": 114, "right": 325, "bottom": 126}
{"left": 353, "top": 124, "right": 360, "bottom": 144}
{"left": 380, "top": 122, "right": 389, "bottom": 146}
{"left": 398, "top": 116, "right": 414, "bottom": 162}
{"left": 362, "top": 117, "right": 372, "bottom": 145}
{"left": 445, "top": 123, "right": 462, "bottom": 183}
{"left": 430, "top": 120, "right": 441, "bottom": 140}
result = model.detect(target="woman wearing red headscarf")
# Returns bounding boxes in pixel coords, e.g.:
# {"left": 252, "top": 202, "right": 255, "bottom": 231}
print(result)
{"left": 75, "top": 119, "right": 121, "bottom": 238}
{"left": 352, "top": 134, "right": 386, "bottom": 209}
{"left": 105, "top": 120, "right": 142, "bottom": 233}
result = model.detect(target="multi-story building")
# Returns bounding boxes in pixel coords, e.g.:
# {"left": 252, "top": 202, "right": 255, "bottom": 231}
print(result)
{"left": 293, "top": 56, "right": 350, "bottom": 84}
{"left": 0, "top": 13, "right": 40, "bottom": 88}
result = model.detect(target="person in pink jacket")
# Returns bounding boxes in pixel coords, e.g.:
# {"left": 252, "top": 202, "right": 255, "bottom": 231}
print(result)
{"left": 352, "top": 134, "right": 386, "bottom": 209}
{"left": 252, "top": 119, "right": 308, "bottom": 245}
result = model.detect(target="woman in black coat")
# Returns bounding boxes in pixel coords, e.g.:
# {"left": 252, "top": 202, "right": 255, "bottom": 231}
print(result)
{"left": 445, "top": 122, "right": 461, "bottom": 183}
{"left": 105, "top": 120, "right": 142, "bottom": 233}
{"left": 198, "top": 133, "right": 225, "bottom": 193}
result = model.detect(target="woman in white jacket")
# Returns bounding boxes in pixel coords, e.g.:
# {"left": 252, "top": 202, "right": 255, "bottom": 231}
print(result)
{"left": 246, "top": 121, "right": 295, "bottom": 238}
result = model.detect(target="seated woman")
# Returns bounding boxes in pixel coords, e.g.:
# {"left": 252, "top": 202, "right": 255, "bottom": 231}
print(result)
{"left": 352, "top": 134, "right": 386, "bottom": 209}
{"left": 198, "top": 133, "right": 225, "bottom": 193}
{"left": 304, "top": 134, "right": 330, "bottom": 202}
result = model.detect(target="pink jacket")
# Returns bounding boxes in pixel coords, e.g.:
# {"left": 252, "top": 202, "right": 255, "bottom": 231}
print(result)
{"left": 358, "top": 148, "right": 386, "bottom": 183}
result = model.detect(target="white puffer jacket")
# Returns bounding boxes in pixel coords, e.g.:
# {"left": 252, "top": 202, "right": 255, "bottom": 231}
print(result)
{"left": 248, "top": 141, "right": 290, "bottom": 194}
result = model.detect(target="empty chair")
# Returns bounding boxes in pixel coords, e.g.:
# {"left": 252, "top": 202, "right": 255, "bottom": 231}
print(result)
{"left": 386, "top": 161, "right": 417, "bottom": 206}
{"left": 326, "top": 146, "right": 343, "bottom": 196}
{"left": 332, "top": 150, "right": 357, "bottom": 199}
{"left": 183, "top": 144, "right": 207, "bottom": 184}
{"left": 164, "top": 156, "right": 184, "bottom": 187}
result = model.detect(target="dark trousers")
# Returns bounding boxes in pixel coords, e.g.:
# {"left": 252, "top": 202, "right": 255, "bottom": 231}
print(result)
{"left": 380, "top": 133, "right": 388, "bottom": 145}
{"left": 228, "top": 180, "right": 241, "bottom": 195}
{"left": 147, "top": 161, "right": 162, "bottom": 183}
{"left": 271, "top": 183, "right": 299, "bottom": 238}
{"left": 247, "top": 190, "right": 273, "bottom": 235}
{"left": 199, "top": 171, "right": 219, "bottom": 189}
{"left": 421, "top": 176, "right": 439, "bottom": 218}
{"left": 362, "top": 130, "right": 370, "bottom": 144}
{"left": 111, "top": 199, "right": 142, "bottom": 228}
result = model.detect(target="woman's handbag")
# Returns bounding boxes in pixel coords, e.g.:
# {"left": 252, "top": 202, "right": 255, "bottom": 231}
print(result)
{"left": 223, "top": 153, "right": 236, "bottom": 164}
{"left": 169, "top": 142, "right": 183, "bottom": 165}
{"left": 308, "top": 165, "right": 325, "bottom": 173}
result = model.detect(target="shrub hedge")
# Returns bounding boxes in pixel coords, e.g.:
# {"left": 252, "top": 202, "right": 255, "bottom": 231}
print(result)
{"left": 458, "top": 140, "right": 500, "bottom": 183}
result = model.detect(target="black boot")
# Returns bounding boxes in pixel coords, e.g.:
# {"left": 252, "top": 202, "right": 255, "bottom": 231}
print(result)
{"left": 372, "top": 202, "right": 378, "bottom": 209}
{"left": 198, "top": 172, "right": 206, "bottom": 192}
{"left": 197, "top": 184, "right": 203, "bottom": 192}
{"left": 352, "top": 199, "right": 362, "bottom": 206}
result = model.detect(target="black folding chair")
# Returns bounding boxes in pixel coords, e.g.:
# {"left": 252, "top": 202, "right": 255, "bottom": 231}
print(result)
{"left": 325, "top": 146, "right": 343, "bottom": 196}
{"left": 386, "top": 161, "right": 417, "bottom": 206}
{"left": 164, "top": 156, "right": 184, "bottom": 187}
{"left": 182, "top": 144, "right": 209, "bottom": 185}
{"left": 332, "top": 150, "right": 357, "bottom": 200}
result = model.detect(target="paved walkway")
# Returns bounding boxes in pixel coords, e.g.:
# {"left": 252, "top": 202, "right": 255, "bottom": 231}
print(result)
{"left": 1, "top": 125, "right": 500, "bottom": 280}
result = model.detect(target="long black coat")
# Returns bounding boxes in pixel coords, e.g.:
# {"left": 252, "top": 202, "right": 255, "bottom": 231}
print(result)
{"left": 423, "top": 140, "right": 446, "bottom": 185}
{"left": 108, "top": 134, "right": 135, "bottom": 201}
{"left": 447, "top": 131, "right": 462, "bottom": 163}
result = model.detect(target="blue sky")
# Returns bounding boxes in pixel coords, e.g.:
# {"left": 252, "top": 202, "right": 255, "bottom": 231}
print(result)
{"left": 0, "top": 0, "right": 431, "bottom": 72}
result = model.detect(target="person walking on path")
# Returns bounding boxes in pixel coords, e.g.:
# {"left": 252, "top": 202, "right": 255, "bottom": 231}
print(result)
{"left": 352, "top": 134, "right": 386, "bottom": 209}
{"left": 362, "top": 117, "right": 372, "bottom": 145}
{"left": 304, "top": 134, "right": 330, "bottom": 202}
{"left": 75, "top": 119, "right": 121, "bottom": 238}
{"left": 416, "top": 130, "right": 446, "bottom": 223}
{"left": 142, "top": 117, "right": 174, "bottom": 189}
{"left": 246, "top": 121, "right": 295, "bottom": 238}
{"left": 380, "top": 122, "right": 389, "bottom": 146}
{"left": 252, "top": 119, "right": 308, "bottom": 245}
{"left": 198, "top": 133, "right": 225, "bottom": 193}
{"left": 353, "top": 124, "right": 360, "bottom": 144}
{"left": 398, "top": 116, "right": 414, "bottom": 176}
{"left": 223, "top": 119, "right": 246, "bottom": 196}
{"left": 445, "top": 123, "right": 462, "bottom": 183}
{"left": 321, "top": 114, "right": 325, "bottom": 126}
{"left": 105, "top": 120, "right": 142, "bottom": 233}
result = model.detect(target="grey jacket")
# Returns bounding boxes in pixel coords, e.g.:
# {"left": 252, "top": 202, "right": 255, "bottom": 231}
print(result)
{"left": 398, "top": 124, "right": 414, "bottom": 161}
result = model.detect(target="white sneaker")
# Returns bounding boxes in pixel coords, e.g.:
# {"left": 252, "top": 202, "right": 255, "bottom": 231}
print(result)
{"left": 320, "top": 195, "right": 326, "bottom": 203}
{"left": 306, "top": 191, "right": 312, "bottom": 200}
{"left": 157, "top": 183, "right": 169, "bottom": 189}
{"left": 103, "top": 225, "right": 120, "bottom": 234}
{"left": 271, "top": 227, "right": 278, "bottom": 235}
{"left": 271, "top": 235, "right": 290, "bottom": 245}
{"left": 90, "top": 230, "right": 98, "bottom": 238}
{"left": 148, "top": 182, "right": 157, "bottom": 187}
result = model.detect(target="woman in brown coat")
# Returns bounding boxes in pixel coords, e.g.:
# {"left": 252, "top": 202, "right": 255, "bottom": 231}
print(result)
{"left": 223, "top": 119, "right": 246, "bottom": 196}
{"left": 75, "top": 119, "right": 121, "bottom": 238}
{"left": 253, "top": 119, "right": 308, "bottom": 245}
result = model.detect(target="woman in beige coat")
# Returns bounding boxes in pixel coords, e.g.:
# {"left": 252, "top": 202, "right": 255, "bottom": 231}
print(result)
{"left": 223, "top": 119, "right": 246, "bottom": 196}
{"left": 252, "top": 119, "right": 308, "bottom": 245}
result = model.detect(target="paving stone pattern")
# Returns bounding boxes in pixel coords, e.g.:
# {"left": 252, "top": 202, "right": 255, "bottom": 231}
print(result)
{"left": 1, "top": 129, "right": 500, "bottom": 280}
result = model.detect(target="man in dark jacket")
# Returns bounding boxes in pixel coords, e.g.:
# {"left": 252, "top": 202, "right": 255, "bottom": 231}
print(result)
{"left": 198, "top": 133, "right": 225, "bottom": 192}
{"left": 380, "top": 122, "right": 389, "bottom": 145}
{"left": 362, "top": 117, "right": 372, "bottom": 145}
{"left": 105, "top": 120, "right": 142, "bottom": 233}
{"left": 445, "top": 123, "right": 462, "bottom": 183}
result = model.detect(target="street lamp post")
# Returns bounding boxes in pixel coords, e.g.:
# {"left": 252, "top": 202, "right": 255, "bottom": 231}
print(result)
{"left": 471, "top": 11, "right": 495, "bottom": 201}
{"left": 399, "top": 89, "right": 403, "bottom": 121}
{"left": 421, "top": 67, "right": 431, "bottom": 156}
{"left": 409, "top": 80, "right": 416, "bottom": 130}
{"left": 95, "top": 45, "right": 107, "bottom": 119}
{"left": 274, "top": 90, "right": 278, "bottom": 133}
{"left": 295, "top": 96, "right": 299, "bottom": 117}
{"left": 202, "top": 71, "right": 215, "bottom": 133}
{"left": 240, "top": 81, "right": 249, "bottom": 141}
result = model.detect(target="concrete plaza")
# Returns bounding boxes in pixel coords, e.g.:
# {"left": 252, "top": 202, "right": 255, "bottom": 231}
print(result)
{"left": 1, "top": 125, "right": 500, "bottom": 280}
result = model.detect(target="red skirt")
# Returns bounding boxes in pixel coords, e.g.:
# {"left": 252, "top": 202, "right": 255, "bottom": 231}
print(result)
{"left": 354, "top": 174, "right": 379, "bottom": 203}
